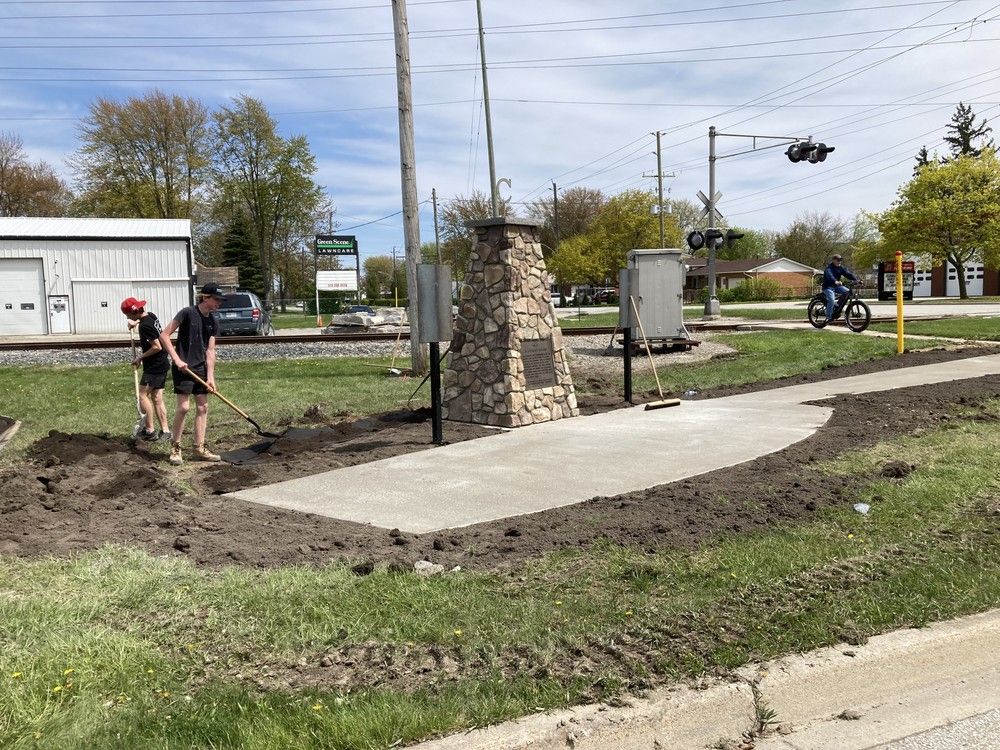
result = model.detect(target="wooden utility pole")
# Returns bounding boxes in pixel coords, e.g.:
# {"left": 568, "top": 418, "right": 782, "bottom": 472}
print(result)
{"left": 391, "top": 0, "right": 425, "bottom": 372}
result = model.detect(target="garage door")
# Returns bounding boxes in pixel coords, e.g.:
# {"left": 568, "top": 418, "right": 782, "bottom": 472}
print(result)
{"left": 72, "top": 280, "right": 131, "bottom": 334}
{"left": 0, "top": 258, "right": 47, "bottom": 335}
{"left": 946, "top": 260, "right": 984, "bottom": 297}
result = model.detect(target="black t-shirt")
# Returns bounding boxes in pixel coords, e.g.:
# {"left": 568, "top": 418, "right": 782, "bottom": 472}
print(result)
{"left": 172, "top": 305, "right": 218, "bottom": 371}
{"left": 138, "top": 313, "right": 169, "bottom": 374}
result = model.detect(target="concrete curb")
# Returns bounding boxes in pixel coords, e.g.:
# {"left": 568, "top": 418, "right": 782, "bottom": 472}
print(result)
{"left": 414, "top": 609, "right": 1000, "bottom": 750}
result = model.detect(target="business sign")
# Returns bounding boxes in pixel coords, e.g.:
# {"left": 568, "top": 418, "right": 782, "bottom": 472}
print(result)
{"left": 316, "top": 270, "right": 358, "bottom": 292}
{"left": 877, "top": 259, "right": 915, "bottom": 300}
{"left": 315, "top": 234, "right": 358, "bottom": 256}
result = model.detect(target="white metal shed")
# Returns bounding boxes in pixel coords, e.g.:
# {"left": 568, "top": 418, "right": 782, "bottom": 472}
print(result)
{"left": 0, "top": 217, "right": 194, "bottom": 336}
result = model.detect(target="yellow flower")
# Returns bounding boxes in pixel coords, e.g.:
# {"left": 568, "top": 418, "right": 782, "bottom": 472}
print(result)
{"left": 51, "top": 685, "right": 62, "bottom": 693}
{"left": 453, "top": 629, "right": 463, "bottom": 637}
{"left": 624, "top": 610, "right": 634, "bottom": 617}
{"left": 63, "top": 668, "right": 75, "bottom": 676}
{"left": 848, "top": 533, "right": 855, "bottom": 539}
{"left": 146, "top": 668, "right": 155, "bottom": 675}
{"left": 312, "top": 703, "right": 324, "bottom": 711}
{"left": 11, "top": 672, "right": 22, "bottom": 679}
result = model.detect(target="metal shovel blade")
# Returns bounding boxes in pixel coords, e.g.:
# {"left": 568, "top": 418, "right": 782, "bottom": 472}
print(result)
{"left": 0, "top": 415, "right": 20, "bottom": 453}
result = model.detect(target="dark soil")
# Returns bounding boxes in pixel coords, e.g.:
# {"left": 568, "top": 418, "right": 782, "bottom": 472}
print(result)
{"left": 1, "top": 345, "right": 998, "bottom": 572}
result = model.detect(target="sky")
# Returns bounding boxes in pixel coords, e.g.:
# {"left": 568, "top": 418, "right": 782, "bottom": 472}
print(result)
{"left": 2, "top": 0, "right": 999, "bottom": 265}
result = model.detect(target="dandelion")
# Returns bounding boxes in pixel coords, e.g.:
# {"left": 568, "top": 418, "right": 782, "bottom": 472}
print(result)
{"left": 848, "top": 533, "right": 855, "bottom": 539}
{"left": 63, "top": 668, "right": 75, "bottom": 676}
{"left": 453, "top": 629, "right": 463, "bottom": 637}
{"left": 146, "top": 668, "right": 155, "bottom": 675}
{"left": 554, "top": 600, "right": 563, "bottom": 606}
{"left": 51, "top": 685, "right": 62, "bottom": 693}
{"left": 312, "top": 703, "right": 324, "bottom": 711}
{"left": 624, "top": 610, "right": 634, "bottom": 617}
{"left": 11, "top": 672, "right": 22, "bottom": 679}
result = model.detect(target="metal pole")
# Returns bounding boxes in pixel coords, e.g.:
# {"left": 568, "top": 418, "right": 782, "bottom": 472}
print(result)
{"left": 704, "top": 125, "right": 720, "bottom": 318}
{"left": 552, "top": 181, "right": 559, "bottom": 246}
{"left": 476, "top": 0, "right": 499, "bottom": 217}
{"left": 432, "top": 188, "right": 442, "bottom": 264}
{"left": 314, "top": 246, "right": 321, "bottom": 327}
{"left": 895, "top": 250, "right": 905, "bottom": 354}
{"left": 391, "top": 0, "right": 426, "bottom": 373}
{"left": 430, "top": 341, "right": 443, "bottom": 444}
{"left": 656, "top": 131, "right": 664, "bottom": 248}
{"left": 623, "top": 327, "right": 632, "bottom": 404}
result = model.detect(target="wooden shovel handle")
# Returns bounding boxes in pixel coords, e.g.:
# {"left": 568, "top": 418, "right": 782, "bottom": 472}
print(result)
{"left": 181, "top": 368, "right": 250, "bottom": 420}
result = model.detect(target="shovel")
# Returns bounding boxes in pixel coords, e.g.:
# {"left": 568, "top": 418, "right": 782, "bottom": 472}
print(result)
{"left": 0, "top": 415, "right": 20, "bottom": 453}
{"left": 182, "top": 369, "right": 283, "bottom": 440}
{"left": 128, "top": 326, "right": 147, "bottom": 437}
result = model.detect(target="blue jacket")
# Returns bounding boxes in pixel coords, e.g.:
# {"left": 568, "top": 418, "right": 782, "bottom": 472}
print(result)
{"left": 822, "top": 263, "right": 857, "bottom": 289}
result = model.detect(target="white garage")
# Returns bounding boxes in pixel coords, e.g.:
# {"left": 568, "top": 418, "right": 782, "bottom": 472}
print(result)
{"left": 0, "top": 218, "right": 194, "bottom": 336}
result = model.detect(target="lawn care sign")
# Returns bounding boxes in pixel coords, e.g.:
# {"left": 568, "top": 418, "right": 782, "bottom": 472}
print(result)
{"left": 317, "top": 271, "right": 357, "bottom": 291}
{"left": 314, "top": 235, "right": 361, "bottom": 297}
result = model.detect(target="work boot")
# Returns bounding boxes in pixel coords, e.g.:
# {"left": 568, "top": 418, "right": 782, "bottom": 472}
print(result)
{"left": 193, "top": 444, "right": 221, "bottom": 462}
{"left": 156, "top": 430, "right": 172, "bottom": 443}
{"left": 168, "top": 442, "right": 183, "bottom": 466}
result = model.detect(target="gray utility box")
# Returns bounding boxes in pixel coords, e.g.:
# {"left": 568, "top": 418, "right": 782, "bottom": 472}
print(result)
{"left": 623, "top": 249, "right": 690, "bottom": 341}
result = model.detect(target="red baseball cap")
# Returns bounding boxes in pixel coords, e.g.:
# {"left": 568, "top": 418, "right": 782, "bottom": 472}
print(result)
{"left": 120, "top": 297, "right": 146, "bottom": 314}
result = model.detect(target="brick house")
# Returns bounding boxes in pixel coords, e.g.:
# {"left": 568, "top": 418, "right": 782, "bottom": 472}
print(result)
{"left": 685, "top": 257, "right": 820, "bottom": 300}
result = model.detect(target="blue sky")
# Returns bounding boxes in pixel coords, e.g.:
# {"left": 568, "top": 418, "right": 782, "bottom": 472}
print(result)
{"left": 2, "top": 0, "right": 999, "bottom": 263}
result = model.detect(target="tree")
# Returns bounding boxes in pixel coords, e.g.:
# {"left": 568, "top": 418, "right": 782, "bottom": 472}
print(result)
{"left": 944, "top": 102, "right": 994, "bottom": 159}
{"left": 546, "top": 233, "right": 603, "bottom": 291}
{"left": 585, "top": 189, "right": 681, "bottom": 280}
{"left": 212, "top": 95, "right": 324, "bottom": 303}
{"left": 664, "top": 197, "right": 706, "bottom": 238}
{"left": 219, "top": 210, "right": 264, "bottom": 298}
{"left": 363, "top": 256, "right": 394, "bottom": 301}
{"left": 0, "top": 132, "right": 72, "bottom": 216}
{"left": 71, "top": 90, "right": 210, "bottom": 220}
{"left": 772, "top": 211, "right": 849, "bottom": 270}
{"left": 529, "top": 186, "right": 604, "bottom": 255}
{"left": 717, "top": 227, "right": 771, "bottom": 260}
{"left": 876, "top": 150, "right": 1000, "bottom": 299}
{"left": 914, "top": 145, "right": 931, "bottom": 175}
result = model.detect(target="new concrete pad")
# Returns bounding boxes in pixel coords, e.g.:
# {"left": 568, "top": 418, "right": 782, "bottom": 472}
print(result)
{"left": 229, "top": 354, "right": 1000, "bottom": 533}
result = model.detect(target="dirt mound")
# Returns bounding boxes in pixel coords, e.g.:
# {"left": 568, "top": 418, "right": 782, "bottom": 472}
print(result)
{"left": 28, "top": 431, "right": 131, "bottom": 465}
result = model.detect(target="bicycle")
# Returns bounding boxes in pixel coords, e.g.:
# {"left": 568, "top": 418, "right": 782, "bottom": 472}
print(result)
{"left": 807, "top": 282, "right": 871, "bottom": 332}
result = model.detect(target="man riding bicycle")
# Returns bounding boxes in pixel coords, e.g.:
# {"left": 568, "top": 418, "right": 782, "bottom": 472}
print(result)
{"left": 822, "top": 254, "right": 858, "bottom": 322}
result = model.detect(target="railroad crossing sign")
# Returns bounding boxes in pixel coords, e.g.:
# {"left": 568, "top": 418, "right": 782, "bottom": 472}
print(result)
{"left": 697, "top": 190, "right": 723, "bottom": 221}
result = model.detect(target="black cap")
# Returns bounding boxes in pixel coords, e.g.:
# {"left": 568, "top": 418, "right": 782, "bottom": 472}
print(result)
{"left": 200, "top": 282, "right": 226, "bottom": 299}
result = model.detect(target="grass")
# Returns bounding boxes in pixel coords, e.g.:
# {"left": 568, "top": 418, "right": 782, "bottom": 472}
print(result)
{"left": 870, "top": 316, "right": 1000, "bottom": 341}
{"left": 270, "top": 311, "right": 323, "bottom": 330}
{"left": 591, "top": 329, "right": 939, "bottom": 398}
{"left": 2, "top": 402, "right": 1000, "bottom": 748}
{"left": 557, "top": 306, "right": 805, "bottom": 328}
{"left": 0, "top": 356, "right": 425, "bottom": 459}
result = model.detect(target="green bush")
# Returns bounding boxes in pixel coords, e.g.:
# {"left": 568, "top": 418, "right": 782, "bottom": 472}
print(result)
{"left": 731, "top": 277, "right": 783, "bottom": 302}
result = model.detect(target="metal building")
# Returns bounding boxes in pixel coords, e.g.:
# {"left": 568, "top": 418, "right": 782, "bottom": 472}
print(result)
{"left": 0, "top": 217, "right": 194, "bottom": 336}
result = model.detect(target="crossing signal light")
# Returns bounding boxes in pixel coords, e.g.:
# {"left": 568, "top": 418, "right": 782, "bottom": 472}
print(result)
{"left": 686, "top": 230, "right": 705, "bottom": 251}
{"left": 786, "top": 141, "right": 834, "bottom": 164}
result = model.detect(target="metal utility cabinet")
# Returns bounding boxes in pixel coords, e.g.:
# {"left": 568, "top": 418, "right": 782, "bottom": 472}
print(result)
{"left": 625, "top": 248, "right": 692, "bottom": 344}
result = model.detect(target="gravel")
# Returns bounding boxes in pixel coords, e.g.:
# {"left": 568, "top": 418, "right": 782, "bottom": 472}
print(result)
{"left": 0, "top": 332, "right": 736, "bottom": 371}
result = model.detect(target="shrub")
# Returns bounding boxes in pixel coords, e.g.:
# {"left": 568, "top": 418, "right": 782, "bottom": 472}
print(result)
{"left": 730, "top": 277, "right": 783, "bottom": 302}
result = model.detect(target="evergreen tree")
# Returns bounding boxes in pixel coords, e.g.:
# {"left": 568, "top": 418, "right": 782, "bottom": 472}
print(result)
{"left": 943, "top": 102, "right": 994, "bottom": 158}
{"left": 913, "top": 145, "right": 931, "bottom": 175}
{"left": 221, "top": 211, "right": 264, "bottom": 297}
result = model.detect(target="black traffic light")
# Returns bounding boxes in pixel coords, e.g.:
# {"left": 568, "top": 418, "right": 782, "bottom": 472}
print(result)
{"left": 724, "top": 229, "right": 744, "bottom": 245}
{"left": 686, "top": 230, "right": 705, "bottom": 251}
{"left": 786, "top": 141, "right": 834, "bottom": 164}
{"left": 705, "top": 228, "right": 725, "bottom": 247}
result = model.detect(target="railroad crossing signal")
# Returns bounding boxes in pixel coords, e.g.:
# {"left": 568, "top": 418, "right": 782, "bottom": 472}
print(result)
{"left": 686, "top": 228, "right": 744, "bottom": 252}
{"left": 697, "top": 189, "right": 723, "bottom": 221}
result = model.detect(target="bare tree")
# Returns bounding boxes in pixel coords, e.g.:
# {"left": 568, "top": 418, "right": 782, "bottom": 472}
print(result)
{"left": 0, "top": 132, "right": 72, "bottom": 216}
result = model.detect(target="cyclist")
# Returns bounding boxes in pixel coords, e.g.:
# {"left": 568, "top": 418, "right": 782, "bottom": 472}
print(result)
{"left": 822, "top": 254, "right": 858, "bottom": 323}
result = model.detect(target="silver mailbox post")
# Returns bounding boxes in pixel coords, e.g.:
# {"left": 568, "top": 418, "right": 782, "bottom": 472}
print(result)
{"left": 417, "top": 264, "right": 453, "bottom": 444}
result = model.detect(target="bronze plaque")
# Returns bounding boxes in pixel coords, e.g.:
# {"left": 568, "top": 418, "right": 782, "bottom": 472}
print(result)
{"left": 521, "top": 338, "right": 556, "bottom": 390}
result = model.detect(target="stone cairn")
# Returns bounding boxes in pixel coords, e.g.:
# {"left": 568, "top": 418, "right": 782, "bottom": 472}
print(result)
{"left": 442, "top": 218, "right": 579, "bottom": 427}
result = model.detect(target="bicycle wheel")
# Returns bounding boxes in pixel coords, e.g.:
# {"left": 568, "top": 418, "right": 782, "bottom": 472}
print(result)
{"left": 807, "top": 297, "right": 828, "bottom": 328}
{"left": 845, "top": 300, "right": 871, "bottom": 332}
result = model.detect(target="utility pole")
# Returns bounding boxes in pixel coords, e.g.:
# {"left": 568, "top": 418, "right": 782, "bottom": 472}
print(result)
{"left": 552, "top": 181, "right": 559, "bottom": 246}
{"left": 656, "top": 131, "right": 665, "bottom": 247}
{"left": 391, "top": 0, "right": 425, "bottom": 372}
{"left": 476, "top": 0, "right": 499, "bottom": 217}
{"left": 706, "top": 125, "right": 719, "bottom": 317}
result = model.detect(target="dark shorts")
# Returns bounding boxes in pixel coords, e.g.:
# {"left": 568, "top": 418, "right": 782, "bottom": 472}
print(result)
{"left": 139, "top": 369, "right": 168, "bottom": 390}
{"left": 172, "top": 365, "right": 210, "bottom": 395}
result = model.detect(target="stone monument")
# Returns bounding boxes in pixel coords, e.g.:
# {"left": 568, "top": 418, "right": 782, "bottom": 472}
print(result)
{"left": 442, "top": 218, "right": 579, "bottom": 427}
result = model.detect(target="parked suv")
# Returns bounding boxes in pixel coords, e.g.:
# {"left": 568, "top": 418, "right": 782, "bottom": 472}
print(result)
{"left": 215, "top": 290, "right": 273, "bottom": 336}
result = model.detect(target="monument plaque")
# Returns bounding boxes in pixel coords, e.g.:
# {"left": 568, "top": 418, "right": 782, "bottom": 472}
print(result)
{"left": 521, "top": 338, "right": 556, "bottom": 390}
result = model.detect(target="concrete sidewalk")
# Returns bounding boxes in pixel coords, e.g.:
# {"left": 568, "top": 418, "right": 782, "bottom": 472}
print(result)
{"left": 230, "top": 353, "right": 1000, "bottom": 533}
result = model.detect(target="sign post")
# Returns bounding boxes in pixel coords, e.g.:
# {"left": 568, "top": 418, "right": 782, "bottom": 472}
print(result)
{"left": 895, "top": 250, "right": 905, "bottom": 354}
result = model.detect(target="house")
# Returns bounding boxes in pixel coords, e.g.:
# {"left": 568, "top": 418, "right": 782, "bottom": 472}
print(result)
{"left": 685, "top": 257, "right": 820, "bottom": 300}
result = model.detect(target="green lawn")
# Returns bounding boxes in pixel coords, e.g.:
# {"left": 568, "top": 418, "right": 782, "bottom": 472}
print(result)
{"left": 270, "top": 311, "right": 323, "bottom": 330}
{"left": 2, "top": 404, "right": 999, "bottom": 748}
{"left": 557, "top": 307, "right": 804, "bottom": 328}
{"left": 870, "top": 316, "right": 1000, "bottom": 341}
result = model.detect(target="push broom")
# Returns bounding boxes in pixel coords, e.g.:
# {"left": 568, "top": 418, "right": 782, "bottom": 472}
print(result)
{"left": 628, "top": 296, "right": 681, "bottom": 411}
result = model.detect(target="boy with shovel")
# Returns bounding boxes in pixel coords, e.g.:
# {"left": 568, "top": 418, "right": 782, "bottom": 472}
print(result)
{"left": 121, "top": 297, "right": 172, "bottom": 441}
{"left": 158, "top": 283, "right": 225, "bottom": 466}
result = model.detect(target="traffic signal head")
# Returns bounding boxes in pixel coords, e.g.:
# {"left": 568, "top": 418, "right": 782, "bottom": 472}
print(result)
{"left": 807, "top": 143, "right": 835, "bottom": 163}
{"left": 725, "top": 229, "right": 744, "bottom": 245}
{"left": 686, "top": 230, "right": 705, "bottom": 251}
{"left": 705, "top": 229, "right": 725, "bottom": 248}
